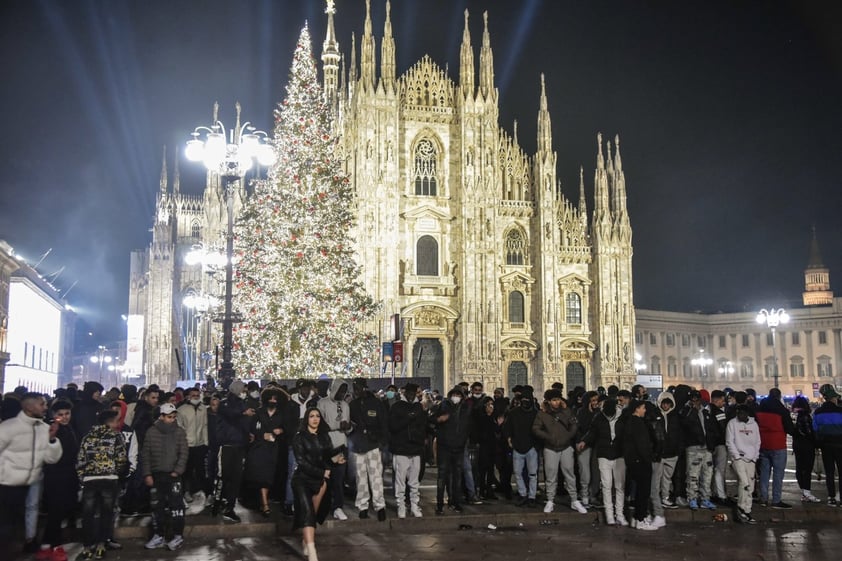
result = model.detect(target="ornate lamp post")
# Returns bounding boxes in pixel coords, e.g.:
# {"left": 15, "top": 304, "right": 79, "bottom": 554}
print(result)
{"left": 185, "top": 103, "right": 275, "bottom": 388}
{"left": 756, "top": 308, "right": 790, "bottom": 390}
{"left": 691, "top": 349, "right": 713, "bottom": 380}
{"left": 718, "top": 360, "right": 735, "bottom": 379}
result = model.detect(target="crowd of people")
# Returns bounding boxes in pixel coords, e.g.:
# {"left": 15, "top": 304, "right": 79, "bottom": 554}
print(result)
{"left": 1, "top": 377, "right": 842, "bottom": 561}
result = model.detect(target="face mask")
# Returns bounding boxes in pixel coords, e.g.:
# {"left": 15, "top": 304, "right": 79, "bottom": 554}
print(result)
{"left": 189, "top": 398, "right": 201, "bottom": 406}
{"left": 451, "top": 396, "right": 462, "bottom": 404}
{"left": 250, "top": 391, "right": 260, "bottom": 399}
{"left": 472, "top": 392, "right": 482, "bottom": 398}
{"left": 385, "top": 391, "right": 395, "bottom": 399}
{"left": 267, "top": 401, "right": 278, "bottom": 408}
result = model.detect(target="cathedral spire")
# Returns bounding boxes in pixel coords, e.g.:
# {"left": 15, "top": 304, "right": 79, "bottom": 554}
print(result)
{"left": 459, "top": 9, "right": 475, "bottom": 97}
{"left": 478, "top": 11, "right": 495, "bottom": 98}
{"left": 360, "top": 0, "right": 377, "bottom": 92}
{"left": 606, "top": 139, "right": 614, "bottom": 173}
{"left": 513, "top": 119, "right": 518, "bottom": 146}
{"left": 594, "top": 133, "right": 611, "bottom": 227}
{"left": 537, "top": 73, "right": 552, "bottom": 154}
{"left": 159, "top": 145, "right": 168, "bottom": 194}
{"left": 596, "top": 132, "right": 604, "bottom": 170}
{"left": 321, "top": 0, "right": 341, "bottom": 105}
{"left": 614, "top": 133, "right": 623, "bottom": 172}
{"left": 234, "top": 102, "right": 242, "bottom": 144}
{"left": 349, "top": 32, "right": 357, "bottom": 84}
{"left": 578, "top": 166, "right": 587, "bottom": 216}
{"left": 380, "top": 0, "right": 395, "bottom": 90}
{"left": 803, "top": 227, "right": 834, "bottom": 306}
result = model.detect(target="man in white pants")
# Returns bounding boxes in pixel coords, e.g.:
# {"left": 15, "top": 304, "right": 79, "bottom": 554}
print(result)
{"left": 726, "top": 404, "right": 761, "bottom": 524}
{"left": 533, "top": 389, "right": 587, "bottom": 514}
{"left": 388, "top": 383, "right": 427, "bottom": 518}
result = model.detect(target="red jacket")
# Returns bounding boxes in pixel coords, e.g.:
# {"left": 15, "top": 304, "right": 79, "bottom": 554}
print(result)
{"left": 755, "top": 398, "right": 795, "bottom": 450}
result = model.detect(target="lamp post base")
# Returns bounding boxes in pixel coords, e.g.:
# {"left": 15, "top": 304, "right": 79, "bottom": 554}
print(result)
{"left": 218, "top": 362, "right": 236, "bottom": 390}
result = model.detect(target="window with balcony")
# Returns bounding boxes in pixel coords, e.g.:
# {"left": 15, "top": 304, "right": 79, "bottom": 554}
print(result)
{"left": 565, "top": 292, "right": 581, "bottom": 325}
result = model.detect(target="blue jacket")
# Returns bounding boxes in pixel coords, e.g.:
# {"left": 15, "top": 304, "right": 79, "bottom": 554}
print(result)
{"left": 813, "top": 401, "right": 842, "bottom": 448}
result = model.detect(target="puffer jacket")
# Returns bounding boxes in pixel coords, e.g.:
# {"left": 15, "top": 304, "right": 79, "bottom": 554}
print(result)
{"left": 177, "top": 400, "right": 208, "bottom": 447}
{"left": 755, "top": 397, "right": 795, "bottom": 450}
{"left": 76, "top": 424, "right": 128, "bottom": 481}
{"left": 141, "top": 419, "right": 188, "bottom": 477}
{"left": 0, "top": 411, "right": 63, "bottom": 485}
{"left": 813, "top": 401, "right": 842, "bottom": 448}
{"left": 389, "top": 396, "right": 427, "bottom": 456}
{"left": 292, "top": 428, "right": 335, "bottom": 483}
{"left": 582, "top": 408, "right": 626, "bottom": 460}
{"left": 532, "top": 406, "right": 577, "bottom": 451}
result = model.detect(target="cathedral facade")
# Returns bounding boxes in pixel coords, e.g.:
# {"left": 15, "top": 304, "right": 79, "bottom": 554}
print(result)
{"left": 130, "top": 0, "right": 637, "bottom": 393}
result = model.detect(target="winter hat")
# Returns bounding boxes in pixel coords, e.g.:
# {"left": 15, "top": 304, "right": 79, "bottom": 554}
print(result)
{"left": 820, "top": 384, "right": 841, "bottom": 399}
{"left": 699, "top": 389, "right": 711, "bottom": 403}
{"left": 229, "top": 380, "right": 245, "bottom": 396}
{"left": 768, "top": 388, "right": 782, "bottom": 400}
{"left": 544, "top": 389, "right": 563, "bottom": 401}
{"left": 83, "top": 381, "right": 104, "bottom": 396}
{"left": 403, "top": 383, "right": 419, "bottom": 397}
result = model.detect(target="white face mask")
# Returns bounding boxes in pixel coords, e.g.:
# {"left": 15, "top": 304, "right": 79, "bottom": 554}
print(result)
{"left": 249, "top": 391, "right": 260, "bottom": 399}
{"left": 451, "top": 396, "right": 462, "bottom": 404}
{"left": 189, "top": 398, "right": 202, "bottom": 406}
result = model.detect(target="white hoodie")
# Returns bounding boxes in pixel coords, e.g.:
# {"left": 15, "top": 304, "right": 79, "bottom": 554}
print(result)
{"left": 726, "top": 415, "right": 761, "bottom": 462}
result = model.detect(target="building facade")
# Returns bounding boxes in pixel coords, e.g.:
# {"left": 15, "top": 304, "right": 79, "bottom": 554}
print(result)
{"left": 130, "top": 1, "right": 637, "bottom": 392}
{"left": 636, "top": 238, "right": 840, "bottom": 399}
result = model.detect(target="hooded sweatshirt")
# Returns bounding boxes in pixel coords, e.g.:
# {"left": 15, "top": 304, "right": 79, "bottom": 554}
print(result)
{"left": 726, "top": 415, "right": 761, "bottom": 462}
{"left": 582, "top": 403, "right": 625, "bottom": 460}
{"left": 655, "top": 391, "right": 682, "bottom": 458}
{"left": 317, "top": 377, "right": 351, "bottom": 449}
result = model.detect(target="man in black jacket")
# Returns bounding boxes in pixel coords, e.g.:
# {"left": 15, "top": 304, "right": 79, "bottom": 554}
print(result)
{"left": 679, "top": 390, "right": 717, "bottom": 510}
{"left": 349, "top": 378, "right": 388, "bottom": 521}
{"left": 72, "top": 381, "right": 104, "bottom": 439}
{"left": 434, "top": 386, "right": 472, "bottom": 514}
{"left": 389, "top": 383, "right": 426, "bottom": 518}
{"left": 213, "top": 380, "right": 255, "bottom": 523}
{"left": 503, "top": 387, "right": 539, "bottom": 507}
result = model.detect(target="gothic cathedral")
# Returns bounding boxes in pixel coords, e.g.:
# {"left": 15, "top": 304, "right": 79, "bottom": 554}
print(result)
{"left": 130, "top": 0, "right": 637, "bottom": 393}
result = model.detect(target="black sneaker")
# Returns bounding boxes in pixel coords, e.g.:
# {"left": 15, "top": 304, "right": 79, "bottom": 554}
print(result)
{"left": 282, "top": 504, "right": 294, "bottom": 516}
{"left": 450, "top": 504, "right": 463, "bottom": 513}
{"left": 94, "top": 545, "right": 106, "bottom": 560}
{"left": 515, "top": 495, "right": 528, "bottom": 507}
{"left": 104, "top": 540, "right": 122, "bottom": 551}
{"left": 771, "top": 501, "right": 793, "bottom": 510}
{"left": 223, "top": 509, "right": 242, "bottom": 523}
{"left": 435, "top": 505, "right": 444, "bottom": 515}
{"left": 744, "top": 513, "right": 758, "bottom": 524}
{"left": 526, "top": 498, "right": 537, "bottom": 508}
{"left": 377, "top": 508, "right": 386, "bottom": 521}
{"left": 828, "top": 498, "right": 838, "bottom": 507}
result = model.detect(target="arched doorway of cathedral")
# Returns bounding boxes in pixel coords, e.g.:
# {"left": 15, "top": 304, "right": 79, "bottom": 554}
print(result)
{"left": 413, "top": 338, "right": 444, "bottom": 393}
{"left": 507, "top": 361, "right": 528, "bottom": 390}
{"left": 565, "top": 362, "right": 586, "bottom": 391}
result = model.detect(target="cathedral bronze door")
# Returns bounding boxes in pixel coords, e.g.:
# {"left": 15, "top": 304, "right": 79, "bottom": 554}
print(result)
{"left": 566, "top": 362, "right": 586, "bottom": 391}
{"left": 413, "top": 338, "right": 443, "bottom": 393}
{"left": 507, "top": 361, "right": 528, "bottom": 390}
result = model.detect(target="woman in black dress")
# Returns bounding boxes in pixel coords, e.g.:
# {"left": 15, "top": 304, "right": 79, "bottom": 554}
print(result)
{"left": 293, "top": 406, "right": 345, "bottom": 561}
{"left": 245, "top": 387, "right": 288, "bottom": 516}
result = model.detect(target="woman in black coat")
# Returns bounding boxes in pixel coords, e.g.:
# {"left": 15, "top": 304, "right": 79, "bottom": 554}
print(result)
{"left": 245, "top": 387, "right": 288, "bottom": 516}
{"left": 624, "top": 400, "right": 656, "bottom": 529}
{"left": 293, "top": 406, "right": 344, "bottom": 561}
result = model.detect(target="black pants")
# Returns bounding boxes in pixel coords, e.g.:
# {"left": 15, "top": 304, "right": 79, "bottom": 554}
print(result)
{"left": 821, "top": 446, "right": 842, "bottom": 498}
{"left": 477, "top": 448, "right": 496, "bottom": 497}
{"left": 793, "top": 443, "right": 816, "bottom": 491}
{"left": 627, "top": 461, "right": 652, "bottom": 522}
{"left": 43, "top": 475, "right": 79, "bottom": 547}
{"left": 329, "top": 461, "right": 347, "bottom": 510}
{"left": 0, "top": 484, "right": 29, "bottom": 557}
{"left": 220, "top": 445, "right": 245, "bottom": 507}
{"left": 185, "top": 445, "right": 210, "bottom": 495}
{"left": 150, "top": 473, "right": 185, "bottom": 537}
{"left": 437, "top": 446, "right": 464, "bottom": 507}
{"left": 672, "top": 450, "right": 687, "bottom": 499}
{"left": 81, "top": 479, "right": 119, "bottom": 547}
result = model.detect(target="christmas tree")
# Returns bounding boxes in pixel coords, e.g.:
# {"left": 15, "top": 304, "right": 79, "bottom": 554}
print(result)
{"left": 233, "top": 24, "right": 380, "bottom": 379}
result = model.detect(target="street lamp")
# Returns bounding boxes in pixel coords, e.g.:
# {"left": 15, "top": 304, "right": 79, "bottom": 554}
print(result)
{"left": 89, "top": 345, "right": 113, "bottom": 386}
{"left": 691, "top": 349, "right": 713, "bottom": 379}
{"left": 718, "top": 360, "right": 735, "bottom": 378}
{"left": 634, "top": 352, "right": 647, "bottom": 375}
{"left": 185, "top": 103, "right": 276, "bottom": 388}
{"left": 756, "top": 308, "right": 790, "bottom": 390}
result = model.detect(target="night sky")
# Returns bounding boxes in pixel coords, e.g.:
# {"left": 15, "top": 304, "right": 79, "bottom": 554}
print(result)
{"left": 2, "top": 0, "right": 841, "bottom": 350}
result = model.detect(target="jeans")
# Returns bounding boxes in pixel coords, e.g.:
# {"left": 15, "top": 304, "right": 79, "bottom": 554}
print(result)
{"left": 463, "top": 447, "right": 477, "bottom": 498}
{"left": 437, "top": 446, "right": 464, "bottom": 507}
{"left": 649, "top": 461, "right": 664, "bottom": 517}
{"left": 285, "top": 447, "right": 297, "bottom": 506}
{"left": 25, "top": 475, "right": 42, "bottom": 541}
{"left": 81, "top": 479, "right": 120, "bottom": 547}
{"left": 821, "top": 446, "right": 842, "bottom": 499}
{"left": 220, "top": 445, "right": 245, "bottom": 508}
{"left": 513, "top": 448, "right": 538, "bottom": 499}
{"left": 758, "top": 448, "right": 787, "bottom": 504}
{"left": 685, "top": 445, "right": 713, "bottom": 501}
{"left": 712, "top": 444, "right": 728, "bottom": 499}
{"left": 627, "top": 460, "right": 652, "bottom": 522}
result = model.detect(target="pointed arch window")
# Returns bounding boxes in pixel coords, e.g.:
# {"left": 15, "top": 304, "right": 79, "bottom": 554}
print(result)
{"left": 505, "top": 229, "right": 526, "bottom": 265}
{"left": 416, "top": 235, "right": 438, "bottom": 276}
{"left": 508, "top": 291, "right": 524, "bottom": 324}
{"left": 191, "top": 220, "right": 201, "bottom": 240}
{"left": 414, "top": 139, "right": 438, "bottom": 196}
{"left": 565, "top": 292, "right": 582, "bottom": 324}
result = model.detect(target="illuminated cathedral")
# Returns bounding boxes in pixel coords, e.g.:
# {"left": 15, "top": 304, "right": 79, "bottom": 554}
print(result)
{"left": 130, "top": 0, "right": 637, "bottom": 393}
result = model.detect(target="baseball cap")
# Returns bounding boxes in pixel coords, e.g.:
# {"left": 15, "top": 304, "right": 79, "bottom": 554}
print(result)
{"left": 160, "top": 403, "right": 177, "bottom": 415}
{"left": 820, "top": 384, "right": 841, "bottom": 399}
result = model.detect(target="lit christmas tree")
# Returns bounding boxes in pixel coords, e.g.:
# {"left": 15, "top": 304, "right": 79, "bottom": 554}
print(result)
{"left": 233, "top": 24, "right": 380, "bottom": 379}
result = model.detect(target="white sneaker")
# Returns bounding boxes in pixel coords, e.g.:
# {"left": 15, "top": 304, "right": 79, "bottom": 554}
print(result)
{"left": 397, "top": 506, "right": 406, "bottom": 519}
{"left": 801, "top": 491, "right": 821, "bottom": 503}
{"left": 166, "top": 535, "right": 184, "bottom": 551}
{"left": 183, "top": 492, "right": 194, "bottom": 504}
{"left": 192, "top": 491, "right": 205, "bottom": 505}
{"left": 571, "top": 500, "right": 587, "bottom": 514}
{"left": 616, "top": 515, "right": 629, "bottom": 527}
{"left": 410, "top": 505, "right": 423, "bottom": 518}
{"left": 543, "top": 501, "right": 554, "bottom": 513}
{"left": 204, "top": 493, "right": 215, "bottom": 507}
{"left": 144, "top": 535, "right": 165, "bottom": 549}
{"left": 636, "top": 518, "right": 658, "bottom": 531}
{"left": 333, "top": 508, "right": 348, "bottom": 521}
{"left": 652, "top": 515, "right": 666, "bottom": 528}
{"left": 605, "top": 514, "right": 616, "bottom": 526}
